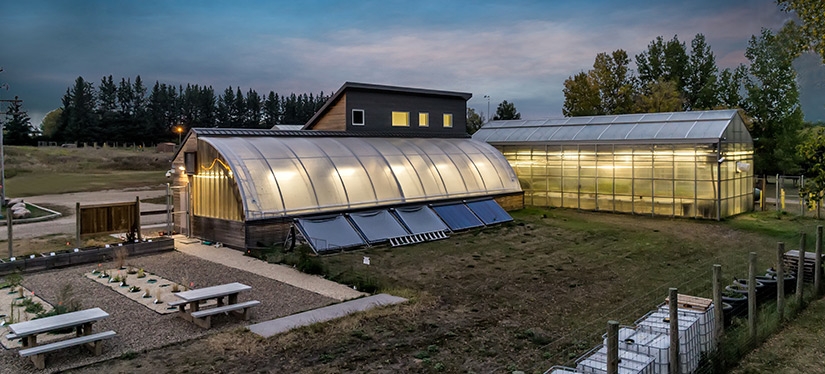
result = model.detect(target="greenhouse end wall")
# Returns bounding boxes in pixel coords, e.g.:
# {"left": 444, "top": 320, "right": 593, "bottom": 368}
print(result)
{"left": 496, "top": 142, "right": 753, "bottom": 219}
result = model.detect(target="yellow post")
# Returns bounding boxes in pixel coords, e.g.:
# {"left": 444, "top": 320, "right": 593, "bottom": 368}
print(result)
{"left": 781, "top": 189, "right": 786, "bottom": 210}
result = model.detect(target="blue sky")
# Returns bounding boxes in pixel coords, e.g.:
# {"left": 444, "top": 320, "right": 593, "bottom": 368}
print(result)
{"left": 1, "top": 0, "right": 821, "bottom": 127}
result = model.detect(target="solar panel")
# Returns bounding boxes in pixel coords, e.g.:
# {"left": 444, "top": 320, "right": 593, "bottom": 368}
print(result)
{"left": 348, "top": 210, "right": 410, "bottom": 243}
{"left": 393, "top": 206, "right": 449, "bottom": 234}
{"left": 466, "top": 200, "right": 513, "bottom": 225}
{"left": 296, "top": 215, "right": 366, "bottom": 253}
{"left": 431, "top": 203, "right": 484, "bottom": 231}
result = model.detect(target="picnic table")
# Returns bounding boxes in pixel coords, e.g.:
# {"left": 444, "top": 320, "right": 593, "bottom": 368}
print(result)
{"left": 170, "top": 282, "right": 260, "bottom": 328}
{"left": 5, "top": 307, "right": 116, "bottom": 369}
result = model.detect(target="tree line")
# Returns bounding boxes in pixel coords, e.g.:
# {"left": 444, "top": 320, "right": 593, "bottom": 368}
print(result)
{"left": 562, "top": 29, "right": 807, "bottom": 177}
{"left": 34, "top": 75, "right": 332, "bottom": 145}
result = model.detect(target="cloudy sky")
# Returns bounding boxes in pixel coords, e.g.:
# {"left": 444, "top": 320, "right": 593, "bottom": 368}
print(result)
{"left": 1, "top": 0, "right": 822, "bottom": 127}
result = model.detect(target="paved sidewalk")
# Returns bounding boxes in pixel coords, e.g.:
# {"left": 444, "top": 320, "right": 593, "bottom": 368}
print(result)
{"left": 173, "top": 236, "right": 366, "bottom": 301}
{"left": 248, "top": 294, "right": 407, "bottom": 338}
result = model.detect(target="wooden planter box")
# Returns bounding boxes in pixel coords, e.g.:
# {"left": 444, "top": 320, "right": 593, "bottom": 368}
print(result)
{"left": 0, "top": 237, "right": 174, "bottom": 276}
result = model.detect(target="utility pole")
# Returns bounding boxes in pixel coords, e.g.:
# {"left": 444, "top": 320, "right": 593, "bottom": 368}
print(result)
{"left": 0, "top": 96, "right": 22, "bottom": 207}
{"left": 0, "top": 67, "right": 11, "bottom": 207}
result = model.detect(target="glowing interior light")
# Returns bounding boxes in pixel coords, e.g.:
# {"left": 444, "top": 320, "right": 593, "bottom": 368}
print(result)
{"left": 273, "top": 171, "right": 296, "bottom": 181}
{"left": 336, "top": 168, "right": 356, "bottom": 177}
{"left": 178, "top": 166, "right": 185, "bottom": 171}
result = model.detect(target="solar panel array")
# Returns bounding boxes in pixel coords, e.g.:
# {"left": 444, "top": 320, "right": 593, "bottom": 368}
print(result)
{"left": 293, "top": 199, "right": 513, "bottom": 254}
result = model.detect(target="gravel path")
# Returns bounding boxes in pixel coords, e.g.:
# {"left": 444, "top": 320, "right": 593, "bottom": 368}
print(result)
{"left": 0, "top": 251, "right": 337, "bottom": 374}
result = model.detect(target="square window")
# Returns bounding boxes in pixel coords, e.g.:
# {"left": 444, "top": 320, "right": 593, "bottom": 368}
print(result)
{"left": 419, "top": 112, "right": 429, "bottom": 127}
{"left": 392, "top": 111, "right": 410, "bottom": 127}
{"left": 352, "top": 109, "right": 365, "bottom": 126}
{"left": 443, "top": 113, "right": 453, "bottom": 128}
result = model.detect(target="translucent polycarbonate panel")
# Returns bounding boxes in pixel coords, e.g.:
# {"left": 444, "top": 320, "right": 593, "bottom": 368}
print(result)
{"left": 687, "top": 120, "right": 728, "bottom": 139}
{"left": 696, "top": 110, "right": 738, "bottom": 120}
{"left": 611, "top": 113, "right": 645, "bottom": 123}
{"left": 666, "top": 111, "right": 706, "bottom": 121}
{"left": 349, "top": 210, "right": 410, "bottom": 243}
{"left": 199, "top": 136, "right": 520, "bottom": 220}
{"left": 549, "top": 126, "right": 586, "bottom": 141}
{"left": 573, "top": 125, "right": 609, "bottom": 140}
{"left": 564, "top": 116, "right": 597, "bottom": 125}
{"left": 466, "top": 200, "right": 513, "bottom": 225}
{"left": 598, "top": 124, "right": 637, "bottom": 140}
{"left": 655, "top": 122, "right": 694, "bottom": 139}
{"left": 529, "top": 126, "right": 562, "bottom": 141}
{"left": 393, "top": 206, "right": 449, "bottom": 234}
{"left": 432, "top": 203, "right": 484, "bottom": 230}
{"left": 639, "top": 113, "right": 674, "bottom": 122}
{"left": 626, "top": 122, "right": 665, "bottom": 140}
{"left": 505, "top": 127, "right": 541, "bottom": 142}
{"left": 296, "top": 215, "right": 365, "bottom": 252}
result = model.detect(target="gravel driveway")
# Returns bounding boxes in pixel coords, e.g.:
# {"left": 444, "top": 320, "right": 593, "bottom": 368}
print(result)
{"left": 0, "top": 251, "right": 337, "bottom": 373}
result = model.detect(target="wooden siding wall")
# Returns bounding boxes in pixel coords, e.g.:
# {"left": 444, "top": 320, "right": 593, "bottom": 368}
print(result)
{"left": 311, "top": 95, "right": 347, "bottom": 131}
{"left": 494, "top": 192, "right": 525, "bottom": 211}
{"left": 345, "top": 90, "right": 467, "bottom": 135}
{"left": 246, "top": 220, "right": 292, "bottom": 249}
{"left": 80, "top": 201, "right": 138, "bottom": 236}
{"left": 192, "top": 216, "right": 246, "bottom": 249}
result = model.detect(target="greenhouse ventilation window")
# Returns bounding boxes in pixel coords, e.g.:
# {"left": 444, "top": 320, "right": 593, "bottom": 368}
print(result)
{"left": 348, "top": 210, "right": 410, "bottom": 244}
{"left": 393, "top": 206, "right": 449, "bottom": 234}
{"left": 295, "top": 215, "right": 366, "bottom": 253}
{"left": 431, "top": 203, "right": 484, "bottom": 231}
{"left": 466, "top": 199, "right": 513, "bottom": 225}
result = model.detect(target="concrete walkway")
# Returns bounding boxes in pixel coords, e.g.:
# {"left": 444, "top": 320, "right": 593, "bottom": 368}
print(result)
{"left": 173, "top": 236, "right": 366, "bottom": 301}
{"left": 248, "top": 294, "right": 407, "bottom": 338}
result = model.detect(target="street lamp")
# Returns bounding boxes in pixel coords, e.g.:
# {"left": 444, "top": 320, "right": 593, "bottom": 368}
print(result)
{"left": 483, "top": 95, "right": 490, "bottom": 123}
{"left": 175, "top": 126, "right": 184, "bottom": 145}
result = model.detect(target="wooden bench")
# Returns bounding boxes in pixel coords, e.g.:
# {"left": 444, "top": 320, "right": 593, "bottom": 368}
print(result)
{"left": 189, "top": 300, "right": 260, "bottom": 329}
{"left": 18, "top": 330, "right": 116, "bottom": 369}
{"left": 167, "top": 299, "right": 187, "bottom": 308}
{"left": 6, "top": 333, "right": 20, "bottom": 340}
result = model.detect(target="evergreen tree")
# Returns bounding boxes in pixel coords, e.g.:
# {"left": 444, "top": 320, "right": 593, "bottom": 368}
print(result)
{"left": 493, "top": 100, "right": 521, "bottom": 120}
{"left": 216, "top": 87, "right": 234, "bottom": 128}
{"left": 466, "top": 107, "right": 484, "bottom": 134}
{"left": 245, "top": 88, "right": 262, "bottom": 128}
{"left": 59, "top": 76, "right": 98, "bottom": 143}
{"left": 263, "top": 91, "right": 281, "bottom": 128}
{"left": 3, "top": 96, "right": 33, "bottom": 145}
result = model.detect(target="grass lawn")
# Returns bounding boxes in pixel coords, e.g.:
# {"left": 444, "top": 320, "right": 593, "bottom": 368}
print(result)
{"left": 86, "top": 207, "right": 825, "bottom": 374}
{"left": 3, "top": 145, "right": 171, "bottom": 197}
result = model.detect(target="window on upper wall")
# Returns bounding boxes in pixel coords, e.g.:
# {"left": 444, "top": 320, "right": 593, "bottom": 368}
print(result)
{"left": 419, "top": 112, "right": 429, "bottom": 127}
{"left": 352, "top": 109, "right": 365, "bottom": 126}
{"left": 392, "top": 111, "right": 410, "bottom": 127}
{"left": 443, "top": 113, "right": 453, "bottom": 128}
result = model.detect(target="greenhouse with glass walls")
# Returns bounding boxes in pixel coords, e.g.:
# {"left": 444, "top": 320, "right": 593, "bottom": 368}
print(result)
{"left": 473, "top": 109, "right": 753, "bottom": 219}
{"left": 170, "top": 129, "right": 523, "bottom": 251}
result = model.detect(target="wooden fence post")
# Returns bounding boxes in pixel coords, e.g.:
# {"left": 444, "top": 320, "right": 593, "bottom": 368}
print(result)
{"left": 748, "top": 252, "right": 757, "bottom": 342}
{"left": 135, "top": 196, "right": 142, "bottom": 241}
{"left": 75, "top": 202, "right": 81, "bottom": 248}
{"left": 816, "top": 225, "right": 823, "bottom": 297}
{"left": 796, "top": 233, "right": 806, "bottom": 308}
{"left": 669, "top": 288, "right": 680, "bottom": 374}
{"left": 777, "top": 242, "right": 785, "bottom": 321}
{"left": 606, "top": 320, "right": 619, "bottom": 374}
{"left": 6, "top": 212, "right": 12, "bottom": 259}
{"left": 712, "top": 264, "right": 723, "bottom": 343}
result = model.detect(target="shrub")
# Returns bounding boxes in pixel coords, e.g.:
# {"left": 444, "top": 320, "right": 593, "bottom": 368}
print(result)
{"left": 297, "top": 249, "right": 325, "bottom": 275}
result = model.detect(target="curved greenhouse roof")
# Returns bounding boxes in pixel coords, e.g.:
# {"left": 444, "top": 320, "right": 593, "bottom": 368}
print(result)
{"left": 473, "top": 109, "right": 748, "bottom": 144}
{"left": 197, "top": 135, "right": 520, "bottom": 220}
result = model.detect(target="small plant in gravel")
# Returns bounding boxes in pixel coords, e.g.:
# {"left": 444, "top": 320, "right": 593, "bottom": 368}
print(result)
{"left": 143, "top": 288, "right": 152, "bottom": 298}
{"left": 137, "top": 268, "right": 145, "bottom": 278}
{"left": 171, "top": 283, "right": 180, "bottom": 293}
{"left": 5, "top": 272, "right": 23, "bottom": 294}
{"left": 154, "top": 288, "right": 163, "bottom": 304}
{"left": 111, "top": 273, "right": 121, "bottom": 283}
{"left": 127, "top": 266, "right": 137, "bottom": 275}
{"left": 128, "top": 285, "right": 141, "bottom": 293}
{"left": 120, "top": 275, "right": 129, "bottom": 287}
